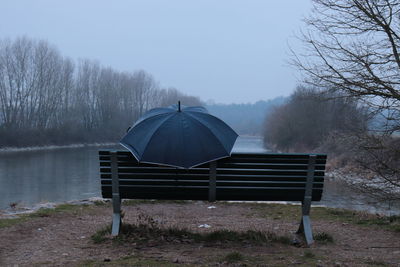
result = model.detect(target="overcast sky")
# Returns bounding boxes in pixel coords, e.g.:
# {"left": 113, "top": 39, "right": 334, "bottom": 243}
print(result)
{"left": 0, "top": 0, "right": 312, "bottom": 104}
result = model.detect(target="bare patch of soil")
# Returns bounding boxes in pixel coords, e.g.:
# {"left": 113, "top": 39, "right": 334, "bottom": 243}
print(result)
{"left": 0, "top": 201, "right": 399, "bottom": 266}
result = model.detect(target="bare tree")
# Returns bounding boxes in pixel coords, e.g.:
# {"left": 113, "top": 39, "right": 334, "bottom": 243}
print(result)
{"left": 74, "top": 60, "right": 101, "bottom": 130}
{"left": 294, "top": 0, "right": 400, "bottom": 129}
{"left": 293, "top": 0, "right": 400, "bottom": 199}
{"left": 131, "top": 70, "right": 158, "bottom": 118}
{"left": 0, "top": 37, "right": 35, "bottom": 129}
{"left": 0, "top": 37, "right": 71, "bottom": 130}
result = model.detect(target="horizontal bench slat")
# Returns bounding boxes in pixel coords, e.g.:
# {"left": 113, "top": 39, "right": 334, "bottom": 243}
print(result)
{"left": 100, "top": 179, "right": 324, "bottom": 187}
{"left": 100, "top": 167, "right": 324, "bottom": 176}
{"left": 100, "top": 173, "right": 324, "bottom": 181}
{"left": 99, "top": 151, "right": 326, "bottom": 159}
{"left": 101, "top": 187, "right": 323, "bottom": 201}
{"left": 216, "top": 163, "right": 326, "bottom": 170}
{"left": 99, "top": 150, "right": 327, "bottom": 158}
{"left": 99, "top": 156, "right": 327, "bottom": 164}
{"left": 99, "top": 161, "right": 326, "bottom": 170}
{"left": 104, "top": 184, "right": 320, "bottom": 192}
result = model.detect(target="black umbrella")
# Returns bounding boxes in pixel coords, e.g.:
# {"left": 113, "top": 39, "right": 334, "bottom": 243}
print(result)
{"left": 120, "top": 102, "right": 238, "bottom": 168}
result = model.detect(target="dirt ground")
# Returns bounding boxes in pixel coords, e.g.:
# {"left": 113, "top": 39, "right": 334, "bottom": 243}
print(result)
{"left": 0, "top": 201, "right": 399, "bottom": 266}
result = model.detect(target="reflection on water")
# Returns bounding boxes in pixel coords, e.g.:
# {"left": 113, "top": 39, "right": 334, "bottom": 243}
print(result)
{"left": 0, "top": 146, "right": 105, "bottom": 210}
{"left": 232, "top": 136, "right": 267, "bottom": 153}
{"left": 0, "top": 136, "right": 399, "bottom": 214}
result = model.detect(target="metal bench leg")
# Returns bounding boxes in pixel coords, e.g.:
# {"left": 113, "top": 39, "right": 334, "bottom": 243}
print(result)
{"left": 110, "top": 151, "right": 121, "bottom": 236}
{"left": 297, "top": 200, "right": 313, "bottom": 246}
{"left": 208, "top": 161, "right": 217, "bottom": 202}
{"left": 112, "top": 194, "right": 121, "bottom": 236}
{"left": 297, "top": 155, "right": 316, "bottom": 246}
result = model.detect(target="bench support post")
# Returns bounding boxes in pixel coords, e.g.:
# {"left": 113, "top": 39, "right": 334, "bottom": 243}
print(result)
{"left": 110, "top": 151, "right": 121, "bottom": 236}
{"left": 208, "top": 161, "right": 217, "bottom": 202}
{"left": 297, "top": 155, "right": 316, "bottom": 246}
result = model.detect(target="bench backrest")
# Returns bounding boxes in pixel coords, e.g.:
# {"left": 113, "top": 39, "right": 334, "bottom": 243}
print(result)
{"left": 99, "top": 151, "right": 326, "bottom": 202}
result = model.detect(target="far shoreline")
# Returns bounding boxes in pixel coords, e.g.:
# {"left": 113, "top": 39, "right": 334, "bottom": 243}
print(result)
{"left": 0, "top": 136, "right": 265, "bottom": 153}
{"left": 0, "top": 142, "right": 119, "bottom": 153}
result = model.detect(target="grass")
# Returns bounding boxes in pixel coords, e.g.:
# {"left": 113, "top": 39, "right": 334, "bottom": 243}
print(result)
{"left": 80, "top": 255, "right": 186, "bottom": 267}
{"left": 201, "top": 229, "right": 291, "bottom": 244}
{"left": 123, "top": 199, "right": 190, "bottom": 206}
{"left": 91, "top": 222, "right": 292, "bottom": 246}
{"left": 0, "top": 201, "right": 188, "bottom": 229}
{"left": 364, "top": 259, "right": 390, "bottom": 266}
{"left": 0, "top": 203, "right": 88, "bottom": 229}
{"left": 0, "top": 216, "right": 27, "bottom": 228}
{"left": 93, "top": 200, "right": 109, "bottom": 206}
{"left": 30, "top": 203, "right": 84, "bottom": 217}
{"left": 223, "top": 251, "right": 243, "bottom": 263}
{"left": 319, "top": 208, "right": 400, "bottom": 232}
{"left": 247, "top": 202, "right": 400, "bottom": 233}
{"left": 314, "top": 232, "right": 334, "bottom": 243}
{"left": 91, "top": 225, "right": 112, "bottom": 244}
{"left": 355, "top": 215, "right": 400, "bottom": 232}
{"left": 303, "top": 250, "right": 315, "bottom": 258}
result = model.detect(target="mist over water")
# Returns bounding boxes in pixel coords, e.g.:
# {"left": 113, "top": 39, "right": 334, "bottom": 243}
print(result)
{"left": 0, "top": 136, "right": 399, "bottom": 215}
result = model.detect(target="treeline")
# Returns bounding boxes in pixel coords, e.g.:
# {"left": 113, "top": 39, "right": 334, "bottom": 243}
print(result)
{"left": 0, "top": 37, "right": 201, "bottom": 147}
{"left": 263, "top": 86, "right": 369, "bottom": 152}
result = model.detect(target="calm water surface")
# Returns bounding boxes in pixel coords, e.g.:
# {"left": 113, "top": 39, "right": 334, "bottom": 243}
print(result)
{"left": 0, "top": 136, "right": 399, "bottom": 215}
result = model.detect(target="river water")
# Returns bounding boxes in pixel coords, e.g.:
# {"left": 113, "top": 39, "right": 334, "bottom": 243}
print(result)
{"left": 1, "top": 136, "right": 399, "bottom": 215}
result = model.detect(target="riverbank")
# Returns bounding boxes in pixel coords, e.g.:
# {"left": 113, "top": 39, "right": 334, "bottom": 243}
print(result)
{"left": 0, "top": 142, "right": 118, "bottom": 153}
{"left": 1, "top": 200, "right": 399, "bottom": 266}
{"left": 0, "top": 135, "right": 264, "bottom": 153}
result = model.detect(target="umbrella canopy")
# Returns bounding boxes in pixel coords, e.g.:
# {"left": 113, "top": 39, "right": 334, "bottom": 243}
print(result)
{"left": 120, "top": 103, "right": 238, "bottom": 168}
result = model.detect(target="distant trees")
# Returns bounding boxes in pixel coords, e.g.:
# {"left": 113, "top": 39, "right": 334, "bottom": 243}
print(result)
{"left": 0, "top": 37, "right": 201, "bottom": 147}
{"left": 206, "top": 98, "right": 287, "bottom": 135}
{"left": 263, "top": 86, "right": 368, "bottom": 151}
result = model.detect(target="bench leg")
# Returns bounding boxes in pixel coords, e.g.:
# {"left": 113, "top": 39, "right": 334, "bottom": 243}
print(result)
{"left": 110, "top": 151, "right": 121, "bottom": 236}
{"left": 297, "top": 215, "right": 314, "bottom": 246}
{"left": 296, "top": 155, "right": 316, "bottom": 246}
{"left": 297, "top": 196, "right": 314, "bottom": 245}
{"left": 111, "top": 193, "right": 121, "bottom": 236}
{"left": 208, "top": 161, "right": 217, "bottom": 202}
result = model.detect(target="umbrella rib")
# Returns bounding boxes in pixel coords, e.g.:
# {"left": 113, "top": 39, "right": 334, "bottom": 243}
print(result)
{"left": 184, "top": 112, "right": 234, "bottom": 153}
{"left": 141, "top": 113, "right": 182, "bottom": 163}
{"left": 121, "top": 113, "right": 175, "bottom": 161}
{"left": 132, "top": 110, "right": 174, "bottom": 128}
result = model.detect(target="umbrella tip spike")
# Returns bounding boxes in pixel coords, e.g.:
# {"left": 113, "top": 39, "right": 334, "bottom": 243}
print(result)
{"left": 178, "top": 101, "right": 181, "bottom": 112}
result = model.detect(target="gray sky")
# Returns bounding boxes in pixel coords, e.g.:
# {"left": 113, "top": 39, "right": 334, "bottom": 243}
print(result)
{"left": 0, "top": 0, "right": 312, "bottom": 104}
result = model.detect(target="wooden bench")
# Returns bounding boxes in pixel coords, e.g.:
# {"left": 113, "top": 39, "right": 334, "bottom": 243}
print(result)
{"left": 99, "top": 150, "right": 327, "bottom": 245}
